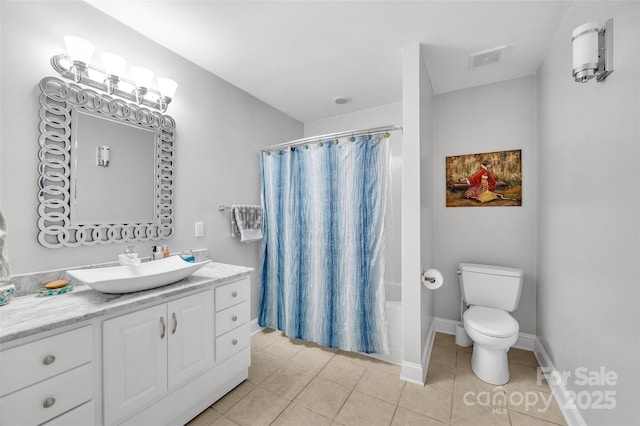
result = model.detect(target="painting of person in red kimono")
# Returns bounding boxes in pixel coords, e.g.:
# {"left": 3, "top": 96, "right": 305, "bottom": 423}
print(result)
{"left": 462, "top": 161, "right": 495, "bottom": 199}
{"left": 446, "top": 149, "right": 521, "bottom": 207}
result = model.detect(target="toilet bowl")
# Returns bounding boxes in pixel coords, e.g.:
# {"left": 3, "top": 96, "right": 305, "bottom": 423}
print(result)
{"left": 463, "top": 306, "right": 519, "bottom": 385}
{"left": 458, "top": 263, "right": 523, "bottom": 386}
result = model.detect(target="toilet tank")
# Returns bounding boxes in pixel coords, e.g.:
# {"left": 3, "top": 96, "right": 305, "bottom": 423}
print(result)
{"left": 459, "top": 263, "right": 523, "bottom": 312}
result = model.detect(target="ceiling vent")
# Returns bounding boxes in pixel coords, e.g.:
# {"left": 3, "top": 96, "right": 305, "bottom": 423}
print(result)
{"left": 469, "top": 46, "right": 507, "bottom": 70}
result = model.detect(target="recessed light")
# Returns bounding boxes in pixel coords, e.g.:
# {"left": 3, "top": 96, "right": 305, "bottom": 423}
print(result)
{"left": 332, "top": 96, "right": 351, "bottom": 105}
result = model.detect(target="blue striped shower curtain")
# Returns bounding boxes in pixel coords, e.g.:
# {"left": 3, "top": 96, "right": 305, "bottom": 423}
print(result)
{"left": 259, "top": 134, "right": 390, "bottom": 354}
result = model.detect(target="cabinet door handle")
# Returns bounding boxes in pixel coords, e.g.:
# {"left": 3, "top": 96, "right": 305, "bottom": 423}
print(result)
{"left": 42, "top": 355, "right": 56, "bottom": 366}
{"left": 232, "top": 291, "right": 238, "bottom": 297}
{"left": 172, "top": 312, "right": 178, "bottom": 334}
{"left": 232, "top": 315, "right": 238, "bottom": 322}
{"left": 43, "top": 397, "right": 56, "bottom": 409}
{"left": 232, "top": 339, "right": 238, "bottom": 346}
{"left": 160, "top": 316, "right": 166, "bottom": 339}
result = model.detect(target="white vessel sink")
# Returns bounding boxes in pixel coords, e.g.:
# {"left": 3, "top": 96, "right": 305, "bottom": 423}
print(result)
{"left": 66, "top": 256, "right": 211, "bottom": 294}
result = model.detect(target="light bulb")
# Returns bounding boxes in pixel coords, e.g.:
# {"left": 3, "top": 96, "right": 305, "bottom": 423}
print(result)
{"left": 100, "top": 52, "right": 126, "bottom": 76}
{"left": 157, "top": 77, "right": 178, "bottom": 98}
{"left": 64, "top": 35, "right": 94, "bottom": 64}
{"left": 131, "top": 66, "right": 154, "bottom": 88}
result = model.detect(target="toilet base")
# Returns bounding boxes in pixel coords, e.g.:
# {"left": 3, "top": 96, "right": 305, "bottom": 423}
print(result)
{"left": 471, "top": 343, "right": 510, "bottom": 385}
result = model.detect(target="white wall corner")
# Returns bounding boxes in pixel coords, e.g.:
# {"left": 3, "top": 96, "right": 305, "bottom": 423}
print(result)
{"left": 401, "top": 321, "right": 435, "bottom": 385}
{"left": 534, "top": 339, "right": 587, "bottom": 426}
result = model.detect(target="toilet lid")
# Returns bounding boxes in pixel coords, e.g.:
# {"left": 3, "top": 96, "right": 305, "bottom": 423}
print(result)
{"left": 464, "top": 306, "right": 519, "bottom": 338}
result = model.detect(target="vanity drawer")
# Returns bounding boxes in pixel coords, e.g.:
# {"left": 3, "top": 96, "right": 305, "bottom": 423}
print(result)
{"left": 215, "top": 301, "right": 249, "bottom": 336}
{"left": 215, "top": 277, "right": 249, "bottom": 311}
{"left": 44, "top": 400, "right": 95, "bottom": 426}
{"left": 0, "top": 325, "right": 92, "bottom": 396}
{"left": 0, "top": 363, "right": 92, "bottom": 426}
{"left": 216, "top": 323, "right": 249, "bottom": 362}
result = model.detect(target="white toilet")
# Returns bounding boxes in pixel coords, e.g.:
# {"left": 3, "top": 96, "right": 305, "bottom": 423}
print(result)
{"left": 459, "top": 263, "right": 523, "bottom": 385}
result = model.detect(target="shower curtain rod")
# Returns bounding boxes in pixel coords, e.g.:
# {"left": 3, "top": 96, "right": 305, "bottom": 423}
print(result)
{"left": 260, "top": 125, "right": 402, "bottom": 152}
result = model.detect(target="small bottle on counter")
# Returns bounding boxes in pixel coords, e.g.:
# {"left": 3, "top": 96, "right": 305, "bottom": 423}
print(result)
{"left": 180, "top": 249, "right": 195, "bottom": 263}
{"left": 162, "top": 245, "right": 170, "bottom": 258}
{"left": 152, "top": 245, "right": 164, "bottom": 260}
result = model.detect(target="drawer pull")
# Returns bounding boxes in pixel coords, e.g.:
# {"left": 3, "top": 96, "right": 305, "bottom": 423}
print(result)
{"left": 232, "top": 315, "right": 238, "bottom": 322}
{"left": 160, "top": 316, "right": 166, "bottom": 339}
{"left": 43, "top": 397, "right": 56, "bottom": 409}
{"left": 172, "top": 312, "right": 178, "bottom": 334}
{"left": 42, "top": 355, "right": 56, "bottom": 366}
{"left": 232, "top": 339, "right": 238, "bottom": 346}
{"left": 232, "top": 291, "right": 238, "bottom": 297}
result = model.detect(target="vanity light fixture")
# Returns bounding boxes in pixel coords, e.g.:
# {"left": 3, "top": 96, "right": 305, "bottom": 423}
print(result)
{"left": 51, "top": 36, "right": 178, "bottom": 112}
{"left": 157, "top": 77, "right": 178, "bottom": 113}
{"left": 572, "top": 19, "right": 614, "bottom": 83}
{"left": 131, "top": 66, "right": 154, "bottom": 105}
{"left": 100, "top": 52, "right": 126, "bottom": 95}
{"left": 63, "top": 35, "right": 94, "bottom": 83}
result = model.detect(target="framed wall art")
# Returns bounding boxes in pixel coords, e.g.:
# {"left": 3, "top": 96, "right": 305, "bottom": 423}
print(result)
{"left": 446, "top": 149, "right": 522, "bottom": 207}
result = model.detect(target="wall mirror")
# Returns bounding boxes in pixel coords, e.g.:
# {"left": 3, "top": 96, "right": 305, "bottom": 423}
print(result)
{"left": 37, "top": 77, "right": 175, "bottom": 248}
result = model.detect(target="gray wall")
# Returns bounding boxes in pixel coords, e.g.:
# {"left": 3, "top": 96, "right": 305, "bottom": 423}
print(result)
{"left": 433, "top": 75, "right": 538, "bottom": 334}
{"left": 537, "top": 2, "right": 640, "bottom": 424}
{"left": 0, "top": 1, "right": 302, "bottom": 320}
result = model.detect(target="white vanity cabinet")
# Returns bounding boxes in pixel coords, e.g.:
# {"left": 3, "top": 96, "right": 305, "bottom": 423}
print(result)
{"left": 103, "top": 289, "right": 214, "bottom": 426}
{"left": 0, "top": 263, "right": 252, "bottom": 426}
{"left": 0, "top": 325, "right": 95, "bottom": 426}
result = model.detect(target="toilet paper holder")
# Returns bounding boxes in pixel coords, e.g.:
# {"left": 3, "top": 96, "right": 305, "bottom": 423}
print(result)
{"left": 422, "top": 274, "right": 436, "bottom": 283}
{"left": 421, "top": 269, "right": 444, "bottom": 290}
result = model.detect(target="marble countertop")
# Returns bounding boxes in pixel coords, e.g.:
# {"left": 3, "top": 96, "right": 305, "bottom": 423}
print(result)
{"left": 0, "top": 262, "right": 253, "bottom": 344}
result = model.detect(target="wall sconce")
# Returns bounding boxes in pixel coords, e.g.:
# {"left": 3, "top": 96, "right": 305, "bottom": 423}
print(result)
{"left": 51, "top": 36, "right": 178, "bottom": 112}
{"left": 572, "top": 19, "right": 613, "bottom": 83}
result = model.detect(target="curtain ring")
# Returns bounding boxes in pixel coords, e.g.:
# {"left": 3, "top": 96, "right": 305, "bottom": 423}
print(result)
{"left": 350, "top": 136, "right": 356, "bottom": 142}
{"left": 383, "top": 132, "right": 390, "bottom": 138}
{"left": 267, "top": 151, "right": 271, "bottom": 156}
{"left": 333, "top": 138, "right": 339, "bottom": 144}
{"left": 319, "top": 142, "right": 323, "bottom": 147}
{"left": 366, "top": 134, "right": 372, "bottom": 140}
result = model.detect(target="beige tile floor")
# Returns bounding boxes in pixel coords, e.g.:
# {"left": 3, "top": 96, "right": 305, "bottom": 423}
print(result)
{"left": 188, "top": 330, "right": 567, "bottom": 426}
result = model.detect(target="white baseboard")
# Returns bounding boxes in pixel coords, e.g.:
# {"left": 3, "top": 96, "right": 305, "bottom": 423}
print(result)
{"left": 400, "top": 359, "right": 425, "bottom": 385}
{"left": 515, "top": 332, "right": 536, "bottom": 351}
{"left": 435, "top": 317, "right": 458, "bottom": 334}
{"left": 534, "top": 339, "right": 586, "bottom": 426}
{"left": 434, "top": 317, "right": 535, "bottom": 351}
{"left": 250, "top": 318, "right": 263, "bottom": 335}
{"left": 400, "top": 320, "right": 435, "bottom": 385}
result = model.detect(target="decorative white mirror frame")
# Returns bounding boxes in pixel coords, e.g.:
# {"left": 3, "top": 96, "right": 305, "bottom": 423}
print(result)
{"left": 37, "top": 77, "right": 175, "bottom": 248}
